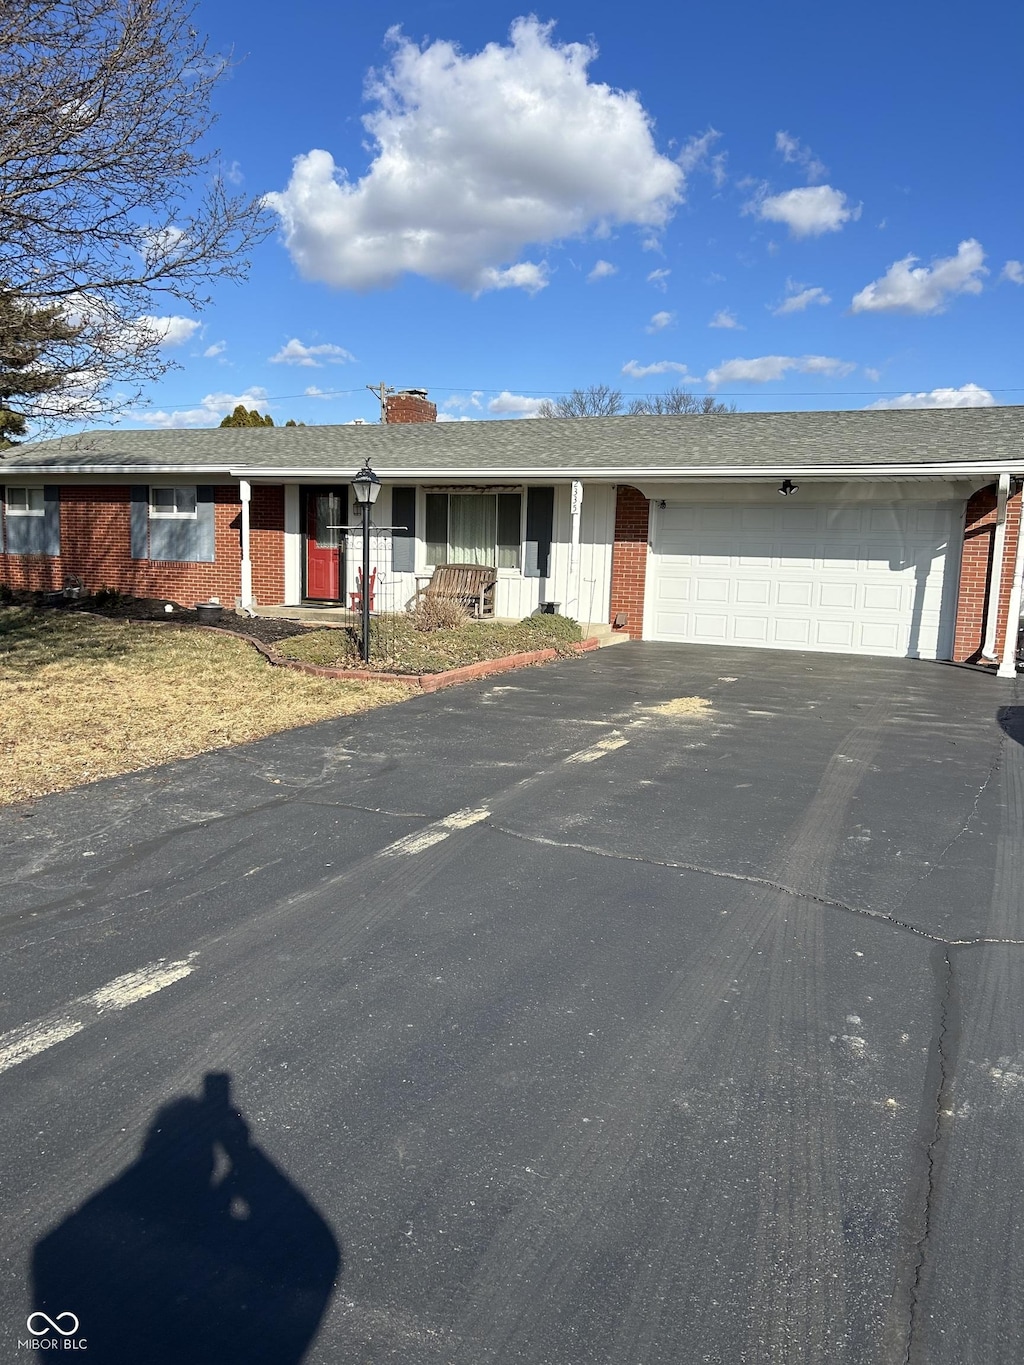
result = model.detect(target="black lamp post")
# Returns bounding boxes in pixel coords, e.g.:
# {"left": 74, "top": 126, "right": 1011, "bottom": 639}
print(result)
{"left": 351, "top": 462, "right": 381, "bottom": 663}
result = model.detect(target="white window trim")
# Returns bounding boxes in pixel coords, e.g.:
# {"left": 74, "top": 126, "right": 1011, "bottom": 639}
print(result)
{"left": 6, "top": 486, "right": 45, "bottom": 516}
{"left": 150, "top": 485, "right": 198, "bottom": 519}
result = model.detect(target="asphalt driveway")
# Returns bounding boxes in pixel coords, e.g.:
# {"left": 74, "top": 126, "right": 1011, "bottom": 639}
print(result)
{"left": 1, "top": 643, "right": 1021, "bottom": 1364}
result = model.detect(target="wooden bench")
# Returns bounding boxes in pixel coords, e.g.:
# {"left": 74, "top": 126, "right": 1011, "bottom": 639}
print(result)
{"left": 405, "top": 563, "right": 497, "bottom": 618}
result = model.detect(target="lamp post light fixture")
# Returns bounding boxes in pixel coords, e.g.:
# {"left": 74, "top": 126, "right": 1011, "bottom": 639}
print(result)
{"left": 351, "top": 462, "right": 381, "bottom": 663}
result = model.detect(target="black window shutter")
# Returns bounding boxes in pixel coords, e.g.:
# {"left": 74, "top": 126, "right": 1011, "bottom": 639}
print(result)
{"left": 524, "top": 486, "right": 554, "bottom": 578}
{"left": 391, "top": 487, "right": 416, "bottom": 572}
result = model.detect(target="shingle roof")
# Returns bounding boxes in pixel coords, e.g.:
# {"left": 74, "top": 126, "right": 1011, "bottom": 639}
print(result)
{"left": 5, "top": 406, "right": 1023, "bottom": 476}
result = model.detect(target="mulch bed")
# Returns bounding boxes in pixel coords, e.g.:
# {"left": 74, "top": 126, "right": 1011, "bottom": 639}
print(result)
{"left": 10, "top": 590, "right": 313, "bottom": 645}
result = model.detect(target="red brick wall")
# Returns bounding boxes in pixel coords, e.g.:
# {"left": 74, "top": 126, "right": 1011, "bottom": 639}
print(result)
{"left": 384, "top": 392, "right": 437, "bottom": 423}
{"left": 609, "top": 485, "right": 650, "bottom": 637}
{"left": 251, "top": 485, "right": 285, "bottom": 605}
{"left": 952, "top": 483, "right": 1022, "bottom": 663}
{"left": 1, "top": 484, "right": 283, "bottom": 606}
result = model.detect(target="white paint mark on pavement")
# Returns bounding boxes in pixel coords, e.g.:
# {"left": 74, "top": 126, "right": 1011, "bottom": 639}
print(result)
{"left": 439, "top": 807, "right": 491, "bottom": 830}
{"left": 0, "top": 953, "right": 199, "bottom": 1078}
{"left": 0, "top": 1019, "right": 85, "bottom": 1074}
{"left": 381, "top": 806, "right": 491, "bottom": 857}
{"left": 564, "top": 734, "right": 628, "bottom": 764}
{"left": 91, "top": 955, "right": 199, "bottom": 1012}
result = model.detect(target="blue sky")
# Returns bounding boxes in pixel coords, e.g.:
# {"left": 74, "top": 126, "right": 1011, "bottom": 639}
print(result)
{"left": 120, "top": 0, "right": 1022, "bottom": 428}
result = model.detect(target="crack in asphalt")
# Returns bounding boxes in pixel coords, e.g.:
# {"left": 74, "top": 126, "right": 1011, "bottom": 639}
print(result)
{"left": 489, "top": 824, "right": 1024, "bottom": 950}
{"left": 890, "top": 733, "right": 1007, "bottom": 920}
{"left": 901, "top": 949, "right": 959, "bottom": 1365}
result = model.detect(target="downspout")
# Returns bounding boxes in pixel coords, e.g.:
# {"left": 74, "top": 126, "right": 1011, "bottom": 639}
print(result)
{"left": 997, "top": 480, "right": 1023, "bottom": 678}
{"left": 980, "top": 472, "right": 1011, "bottom": 660}
{"left": 239, "top": 479, "right": 254, "bottom": 614}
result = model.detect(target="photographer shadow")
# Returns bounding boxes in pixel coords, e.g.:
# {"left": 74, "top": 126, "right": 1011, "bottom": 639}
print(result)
{"left": 32, "top": 1073, "right": 340, "bottom": 1364}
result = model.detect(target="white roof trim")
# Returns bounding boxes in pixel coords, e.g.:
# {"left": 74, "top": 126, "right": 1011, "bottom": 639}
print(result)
{"left": 4, "top": 460, "right": 1023, "bottom": 481}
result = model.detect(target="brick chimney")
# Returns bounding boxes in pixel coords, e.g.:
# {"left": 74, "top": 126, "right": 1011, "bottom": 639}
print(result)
{"left": 384, "top": 388, "right": 437, "bottom": 424}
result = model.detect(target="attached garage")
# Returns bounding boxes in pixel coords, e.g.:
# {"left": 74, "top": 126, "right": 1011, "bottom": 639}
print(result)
{"left": 645, "top": 499, "right": 962, "bottom": 660}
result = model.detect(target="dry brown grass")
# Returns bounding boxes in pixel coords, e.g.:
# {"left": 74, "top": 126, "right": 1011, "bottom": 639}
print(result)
{"left": 0, "top": 609, "right": 407, "bottom": 806}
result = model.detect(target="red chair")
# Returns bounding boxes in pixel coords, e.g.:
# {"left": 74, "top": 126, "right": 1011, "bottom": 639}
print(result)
{"left": 349, "top": 567, "right": 376, "bottom": 611}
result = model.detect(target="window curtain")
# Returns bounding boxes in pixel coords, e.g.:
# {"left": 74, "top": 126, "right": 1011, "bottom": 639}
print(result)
{"left": 448, "top": 494, "right": 496, "bottom": 565}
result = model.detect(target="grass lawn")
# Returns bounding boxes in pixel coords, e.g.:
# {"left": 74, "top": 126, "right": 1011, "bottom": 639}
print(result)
{"left": 0, "top": 609, "right": 407, "bottom": 806}
{"left": 280, "top": 612, "right": 584, "bottom": 673}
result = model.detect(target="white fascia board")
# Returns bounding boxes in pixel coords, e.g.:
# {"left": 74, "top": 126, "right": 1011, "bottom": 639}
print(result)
{"left": 1, "top": 465, "right": 234, "bottom": 478}
{"left": 8, "top": 460, "right": 1021, "bottom": 481}
{"left": 230, "top": 462, "right": 1024, "bottom": 482}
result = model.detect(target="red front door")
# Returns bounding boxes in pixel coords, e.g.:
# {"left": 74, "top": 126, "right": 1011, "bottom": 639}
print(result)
{"left": 305, "top": 489, "right": 344, "bottom": 600}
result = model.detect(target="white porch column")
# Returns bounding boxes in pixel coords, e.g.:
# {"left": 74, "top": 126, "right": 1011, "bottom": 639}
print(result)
{"left": 998, "top": 482, "right": 1024, "bottom": 678}
{"left": 981, "top": 472, "right": 1010, "bottom": 660}
{"left": 239, "top": 479, "right": 253, "bottom": 611}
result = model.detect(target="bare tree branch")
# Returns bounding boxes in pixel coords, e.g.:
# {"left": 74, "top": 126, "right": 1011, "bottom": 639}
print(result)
{"left": 0, "top": 0, "right": 272, "bottom": 429}
{"left": 536, "top": 385, "right": 624, "bottom": 418}
{"left": 628, "top": 387, "right": 736, "bottom": 415}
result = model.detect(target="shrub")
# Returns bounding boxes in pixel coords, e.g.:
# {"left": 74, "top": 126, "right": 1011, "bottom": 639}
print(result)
{"left": 521, "top": 612, "right": 581, "bottom": 642}
{"left": 410, "top": 597, "right": 470, "bottom": 632}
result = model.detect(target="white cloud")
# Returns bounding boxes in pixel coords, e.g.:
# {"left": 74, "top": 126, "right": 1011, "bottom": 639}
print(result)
{"left": 265, "top": 18, "right": 683, "bottom": 296}
{"left": 864, "top": 367, "right": 882, "bottom": 383}
{"left": 851, "top": 239, "right": 987, "bottom": 315}
{"left": 203, "top": 340, "right": 227, "bottom": 358}
{"left": 477, "top": 262, "right": 549, "bottom": 295}
{"left": 772, "top": 281, "right": 831, "bottom": 315}
{"left": 444, "top": 392, "right": 483, "bottom": 410}
{"left": 774, "top": 131, "right": 827, "bottom": 183}
{"left": 704, "top": 354, "right": 856, "bottom": 387}
{"left": 749, "top": 185, "right": 860, "bottom": 238}
{"left": 865, "top": 383, "right": 995, "bottom": 411}
{"left": 677, "top": 127, "right": 726, "bottom": 187}
{"left": 134, "top": 387, "right": 272, "bottom": 429}
{"left": 269, "top": 338, "right": 357, "bottom": 366}
{"left": 436, "top": 412, "right": 473, "bottom": 422}
{"left": 622, "top": 359, "right": 689, "bottom": 379}
{"left": 587, "top": 259, "right": 618, "bottom": 282}
{"left": 487, "top": 390, "right": 546, "bottom": 416}
{"left": 1001, "top": 259, "right": 1024, "bottom": 284}
{"left": 646, "top": 267, "right": 671, "bottom": 291}
{"left": 709, "top": 308, "right": 742, "bottom": 329}
{"left": 646, "top": 310, "right": 675, "bottom": 333}
{"left": 303, "top": 385, "right": 336, "bottom": 399}
{"left": 137, "top": 315, "right": 201, "bottom": 347}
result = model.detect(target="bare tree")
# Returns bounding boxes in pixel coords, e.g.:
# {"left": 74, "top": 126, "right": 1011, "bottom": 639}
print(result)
{"left": 0, "top": 0, "right": 271, "bottom": 429}
{"left": 629, "top": 387, "right": 736, "bottom": 415}
{"left": 536, "top": 384, "right": 624, "bottom": 418}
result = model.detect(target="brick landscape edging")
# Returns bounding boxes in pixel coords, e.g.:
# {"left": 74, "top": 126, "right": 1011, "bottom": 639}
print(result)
{"left": 116, "top": 615, "right": 601, "bottom": 691}
{"left": 242, "top": 633, "right": 601, "bottom": 692}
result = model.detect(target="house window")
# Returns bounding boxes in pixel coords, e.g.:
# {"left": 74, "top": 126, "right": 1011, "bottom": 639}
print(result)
{"left": 150, "top": 486, "right": 198, "bottom": 518}
{"left": 424, "top": 492, "right": 522, "bottom": 569}
{"left": 6, "top": 487, "right": 45, "bottom": 515}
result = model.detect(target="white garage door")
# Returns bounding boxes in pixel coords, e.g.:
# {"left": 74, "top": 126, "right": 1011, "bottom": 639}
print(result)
{"left": 647, "top": 502, "right": 959, "bottom": 659}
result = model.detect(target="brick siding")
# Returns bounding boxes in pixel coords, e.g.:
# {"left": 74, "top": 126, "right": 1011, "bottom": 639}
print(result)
{"left": 609, "top": 485, "right": 650, "bottom": 637}
{"left": 952, "top": 483, "right": 1022, "bottom": 663}
{"left": 384, "top": 392, "right": 437, "bottom": 424}
{"left": 0, "top": 483, "right": 287, "bottom": 607}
